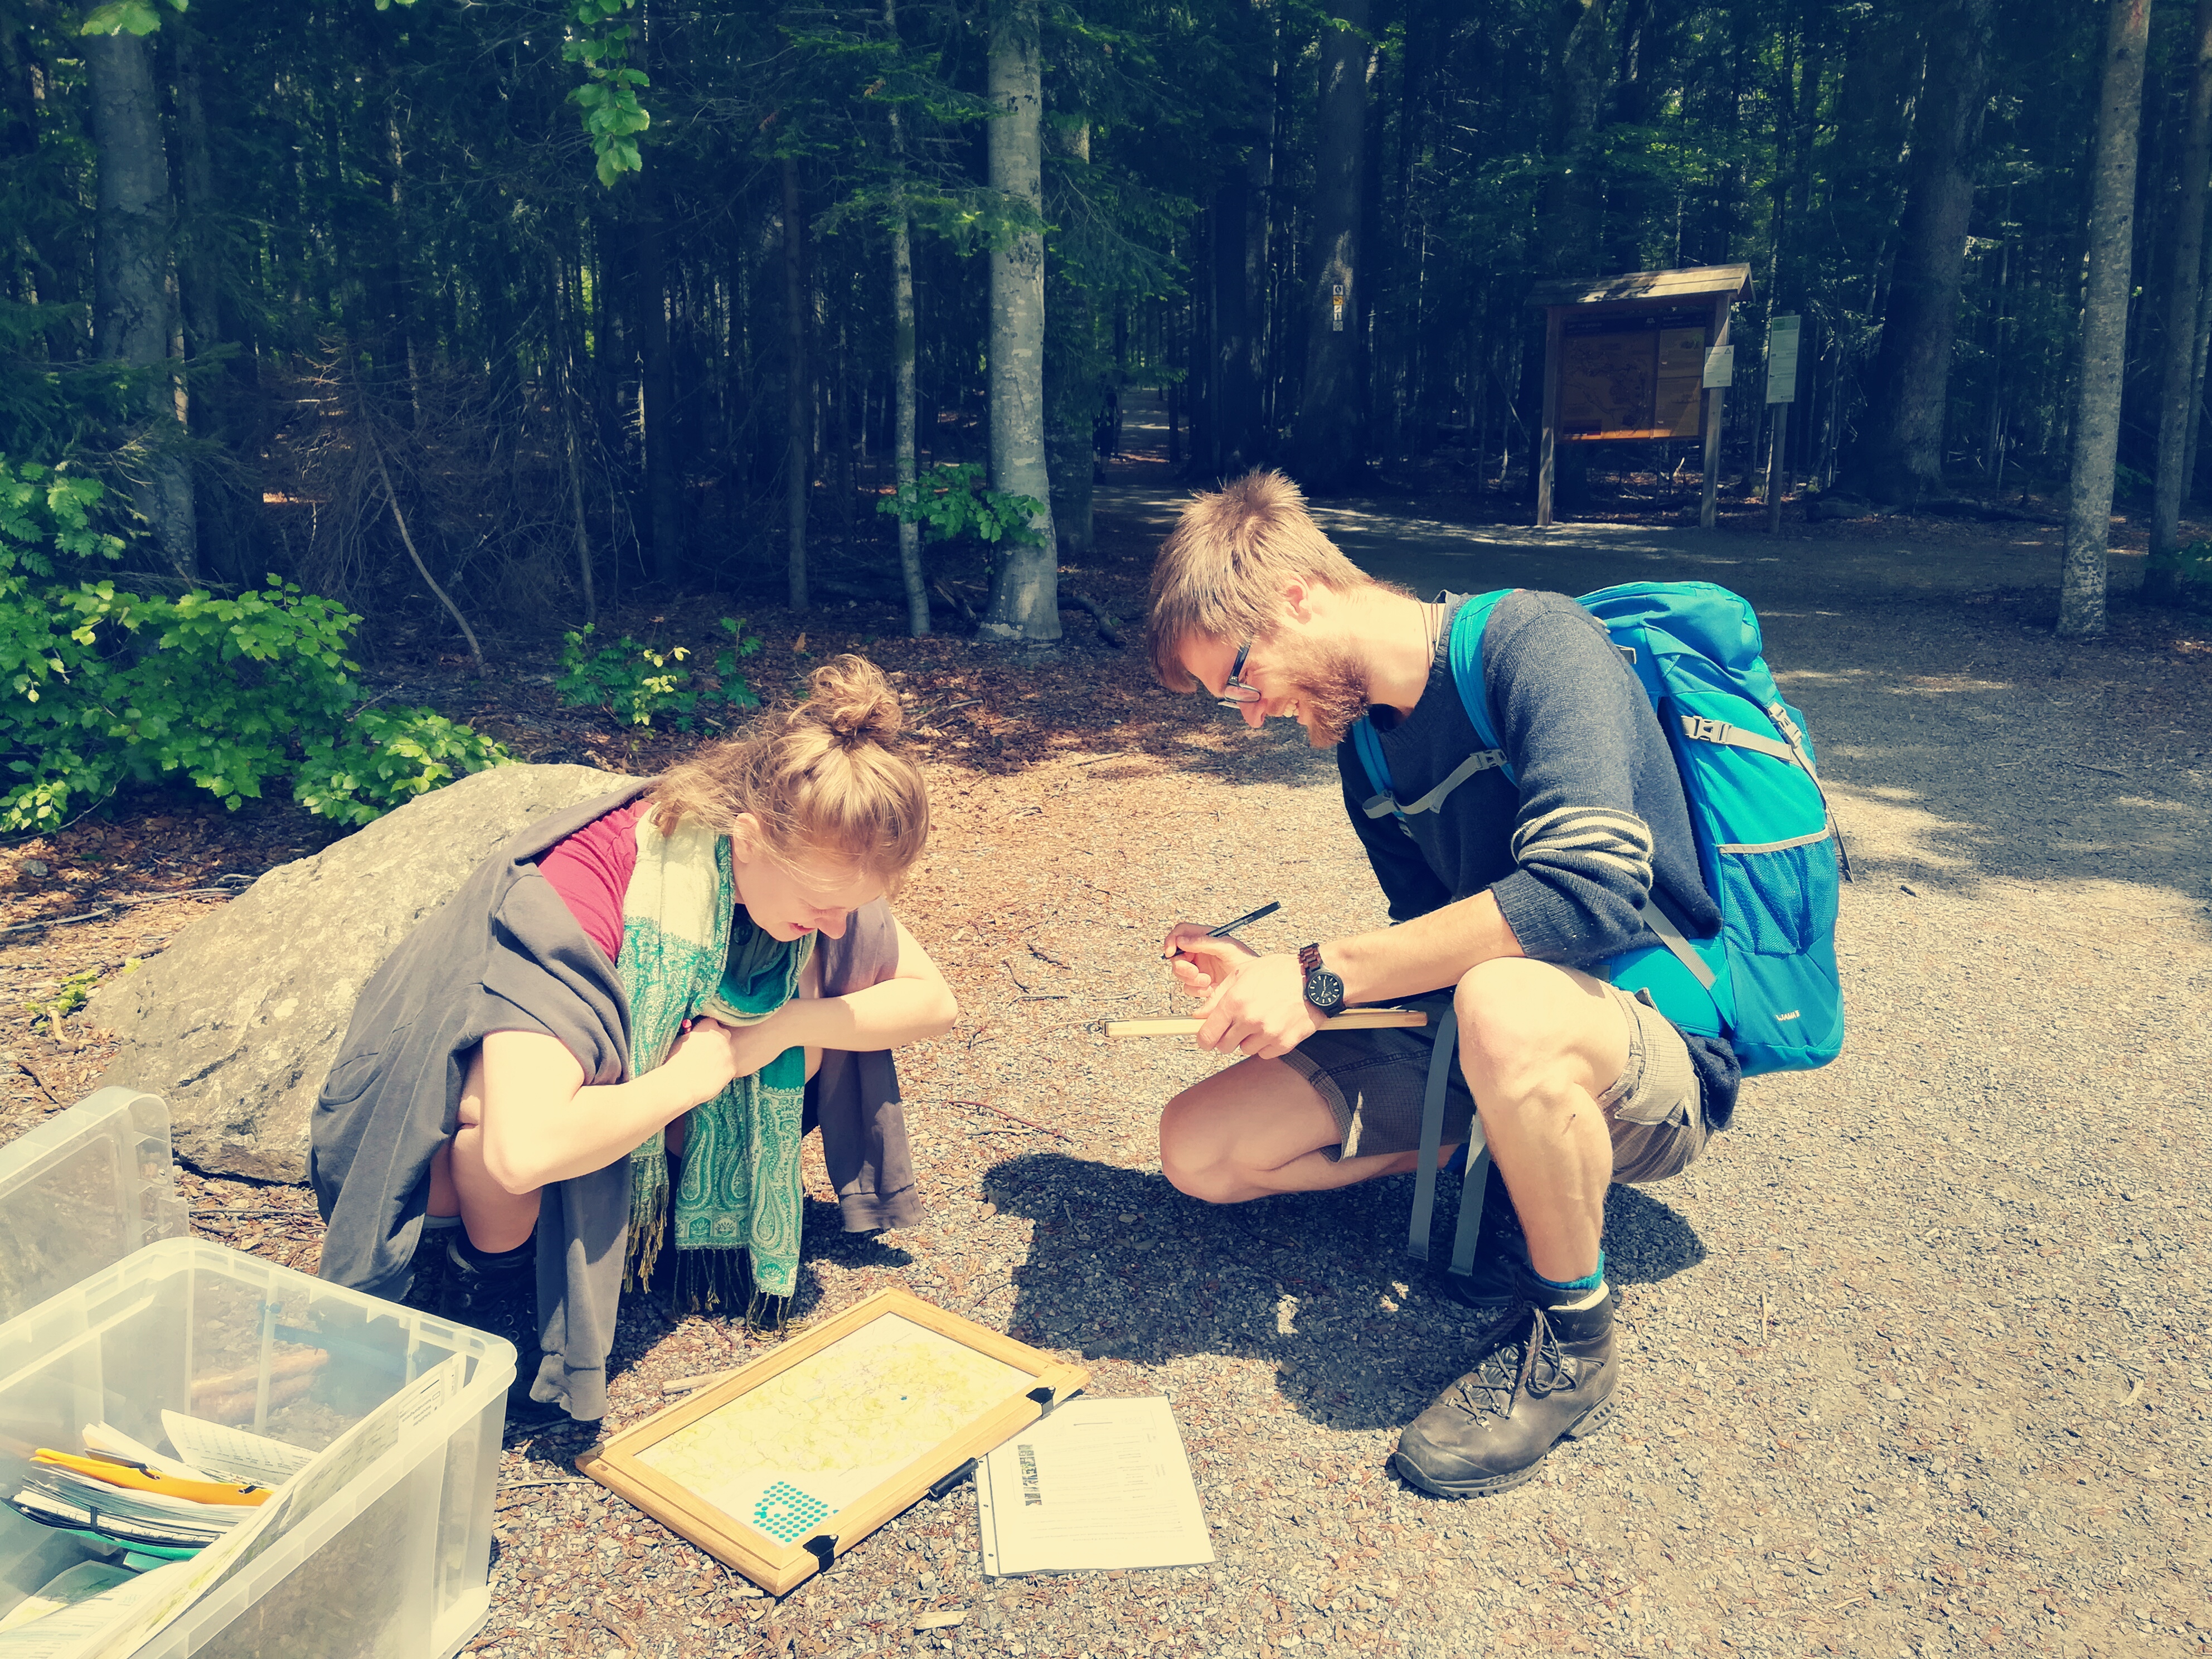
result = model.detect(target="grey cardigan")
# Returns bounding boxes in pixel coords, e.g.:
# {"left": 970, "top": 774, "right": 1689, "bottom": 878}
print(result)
{"left": 308, "top": 783, "right": 922, "bottom": 1421}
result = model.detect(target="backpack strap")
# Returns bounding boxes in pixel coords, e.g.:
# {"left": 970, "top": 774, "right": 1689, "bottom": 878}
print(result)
{"left": 1444, "top": 590, "right": 1519, "bottom": 781}
{"left": 1403, "top": 1002, "right": 1496, "bottom": 1279}
{"left": 1406, "top": 1005, "right": 1458, "bottom": 1262}
{"left": 1637, "top": 893, "right": 1719, "bottom": 991}
{"left": 1348, "top": 715, "right": 1406, "bottom": 826}
{"left": 1674, "top": 713, "right": 1802, "bottom": 765}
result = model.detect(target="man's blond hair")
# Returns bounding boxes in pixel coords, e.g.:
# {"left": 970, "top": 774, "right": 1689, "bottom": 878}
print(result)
{"left": 1144, "top": 470, "right": 1377, "bottom": 687}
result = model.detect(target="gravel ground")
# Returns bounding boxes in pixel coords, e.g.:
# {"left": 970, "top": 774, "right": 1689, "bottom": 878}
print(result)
{"left": 473, "top": 499, "right": 2211, "bottom": 1659}
{"left": 6, "top": 479, "right": 2209, "bottom": 1659}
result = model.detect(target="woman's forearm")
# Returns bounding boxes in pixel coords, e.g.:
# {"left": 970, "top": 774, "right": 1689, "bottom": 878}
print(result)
{"left": 767, "top": 974, "right": 958, "bottom": 1055}
{"left": 479, "top": 1030, "right": 716, "bottom": 1192}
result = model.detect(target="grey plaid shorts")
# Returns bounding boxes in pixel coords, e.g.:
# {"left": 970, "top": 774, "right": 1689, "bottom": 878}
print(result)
{"left": 1280, "top": 982, "right": 1707, "bottom": 1184}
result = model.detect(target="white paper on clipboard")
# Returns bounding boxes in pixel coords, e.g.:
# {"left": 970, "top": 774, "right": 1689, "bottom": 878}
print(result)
{"left": 975, "top": 1397, "right": 1212, "bottom": 1577}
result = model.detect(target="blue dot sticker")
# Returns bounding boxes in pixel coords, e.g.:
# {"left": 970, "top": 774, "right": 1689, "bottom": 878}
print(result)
{"left": 753, "top": 1482, "right": 831, "bottom": 1543}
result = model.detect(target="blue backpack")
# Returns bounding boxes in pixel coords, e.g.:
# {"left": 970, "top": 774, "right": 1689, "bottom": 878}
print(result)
{"left": 1349, "top": 581, "right": 1847, "bottom": 1078}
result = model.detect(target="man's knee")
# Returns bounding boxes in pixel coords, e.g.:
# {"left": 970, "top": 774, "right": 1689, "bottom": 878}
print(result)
{"left": 1453, "top": 958, "right": 1606, "bottom": 1107}
{"left": 1157, "top": 1086, "right": 1238, "bottom": 1205}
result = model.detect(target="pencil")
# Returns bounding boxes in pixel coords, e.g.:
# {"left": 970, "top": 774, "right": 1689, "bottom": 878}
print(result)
{"left": 1162, "top": 900, "right": 1282, "bottom": 959}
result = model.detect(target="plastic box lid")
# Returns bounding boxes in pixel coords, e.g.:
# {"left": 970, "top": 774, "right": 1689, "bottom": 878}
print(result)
{"left": 0, "top": 1086, "right": 187, "bottom": 1326}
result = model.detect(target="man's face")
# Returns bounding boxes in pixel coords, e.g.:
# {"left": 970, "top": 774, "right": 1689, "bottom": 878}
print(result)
{"left": 1178, "top": 628, "right": 1370, "bottom": 749}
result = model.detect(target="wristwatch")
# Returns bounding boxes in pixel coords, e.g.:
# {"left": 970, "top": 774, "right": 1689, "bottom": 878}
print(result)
{"left": 1299, "top": 944, "right": 1346, "bottom": 1015}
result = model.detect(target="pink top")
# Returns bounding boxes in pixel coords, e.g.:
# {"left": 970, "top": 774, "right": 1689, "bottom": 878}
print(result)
{"left": 537, "top": 799, "right": 647, "bottom": 963}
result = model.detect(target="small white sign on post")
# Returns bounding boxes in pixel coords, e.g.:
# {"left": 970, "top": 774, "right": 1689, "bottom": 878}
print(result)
{"left": 1702, "top": 346, "right": 1734, "bottom": 389}
{"left": 1766, "top": 314, "right": 1801, "bottom": 405}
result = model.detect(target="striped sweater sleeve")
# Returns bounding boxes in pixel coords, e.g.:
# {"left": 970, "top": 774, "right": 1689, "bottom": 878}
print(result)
{"left": 1483, "top": 598, "right": 1674, "bottom": 964}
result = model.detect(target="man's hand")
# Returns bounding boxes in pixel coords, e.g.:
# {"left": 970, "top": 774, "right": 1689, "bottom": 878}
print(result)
{"left": 1174, "top": 937, "right": 1321, "bottom": 1060}
{"left": 1160, "top": 920, "right": 1258, "bottom": 995}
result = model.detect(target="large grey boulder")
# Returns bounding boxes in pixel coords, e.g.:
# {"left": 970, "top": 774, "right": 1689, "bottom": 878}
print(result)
{"left": 85, "top": 764, "right": 637, "bottom": 1182}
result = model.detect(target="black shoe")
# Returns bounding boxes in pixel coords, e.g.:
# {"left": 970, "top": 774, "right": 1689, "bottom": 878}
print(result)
{"left": 437, "top": 1236, "right": 571, "bottom": 1427}
{"left": 503, "top": 1390, "right": 576, "bottom": 1433}
{"left": 1391, "top": 1281, "right": 1618, "bottom": 1497}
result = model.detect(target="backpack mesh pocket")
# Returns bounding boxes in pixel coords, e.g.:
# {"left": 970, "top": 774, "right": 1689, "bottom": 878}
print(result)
{"left": 1717, "top": 838, "right": 1839, "bottom": 955}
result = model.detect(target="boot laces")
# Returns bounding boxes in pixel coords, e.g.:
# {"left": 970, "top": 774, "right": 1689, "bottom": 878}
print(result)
{"left": 1452, "top": 1305, "right": 1580, "bottom": 1422}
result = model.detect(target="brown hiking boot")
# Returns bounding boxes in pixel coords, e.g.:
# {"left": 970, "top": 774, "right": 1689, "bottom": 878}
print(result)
{"left": 1391, "top": 1283, "right": 1619, "bottom": 1497}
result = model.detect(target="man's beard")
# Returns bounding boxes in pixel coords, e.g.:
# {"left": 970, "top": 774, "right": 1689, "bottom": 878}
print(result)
{"left": 1277, "top": 638, "right": 1371, "bottom": 748}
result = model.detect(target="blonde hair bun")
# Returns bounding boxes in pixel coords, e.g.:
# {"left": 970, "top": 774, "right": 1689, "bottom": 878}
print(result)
{"left": 647, "top": 651, "right": 929, "bottom": 886}
{"left": 804, "top": 654, "right": 904, "bottom": 747}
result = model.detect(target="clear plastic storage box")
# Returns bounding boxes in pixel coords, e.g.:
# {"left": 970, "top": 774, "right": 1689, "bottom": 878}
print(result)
{"left": 0, "top": 1088, "right": 515, "bottom": 1657}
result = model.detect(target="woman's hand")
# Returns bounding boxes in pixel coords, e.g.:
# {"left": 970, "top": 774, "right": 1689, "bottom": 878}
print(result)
{"left": 663, "top": 1014, "right": 798, "bottom": 1102}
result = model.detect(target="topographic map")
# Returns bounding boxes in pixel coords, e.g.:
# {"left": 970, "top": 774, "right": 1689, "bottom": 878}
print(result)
{"left": 638, "top": 1314, "right": 1030, "bottom": 1543}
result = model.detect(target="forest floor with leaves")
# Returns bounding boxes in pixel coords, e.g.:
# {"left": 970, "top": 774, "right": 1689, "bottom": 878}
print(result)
{"left": 3, "top": 452, "right": 2211, "bottom": 1659}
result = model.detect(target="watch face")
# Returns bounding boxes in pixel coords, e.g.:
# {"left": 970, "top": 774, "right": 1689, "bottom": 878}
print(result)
{"left": 1305, "top": 969, "right": 1345, "bottom": 1011}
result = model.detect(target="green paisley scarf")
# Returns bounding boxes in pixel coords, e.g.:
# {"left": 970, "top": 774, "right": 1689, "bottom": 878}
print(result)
{"left": 618, "top": 816, "right": 813, "bottom": 1310}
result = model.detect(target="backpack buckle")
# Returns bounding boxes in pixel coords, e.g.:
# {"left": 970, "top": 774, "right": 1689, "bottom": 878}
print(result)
{"left": 1682, "top": 715, "right": 1729, "bottom": 744}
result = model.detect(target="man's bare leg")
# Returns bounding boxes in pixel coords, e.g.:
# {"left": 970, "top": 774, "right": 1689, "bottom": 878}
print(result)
{"left": 1453, "top": 959, "right": 1626, "bottom": 1284}
{"left": 1393, "top": 957, "right": 1634, "bottom": 1498}
{"left": 1158, "top": 1057, "right": 1457, "bottom": 1204}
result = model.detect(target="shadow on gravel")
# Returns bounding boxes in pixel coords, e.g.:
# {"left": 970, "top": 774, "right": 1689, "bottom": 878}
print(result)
{"left": 979, "top": 1150, "right": 1709, "bottom": 1433}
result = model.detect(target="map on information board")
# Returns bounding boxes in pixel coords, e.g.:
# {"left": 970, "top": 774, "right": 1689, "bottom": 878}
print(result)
{"left": 637, "top": 1314, "right": 1031, "bottom": 1545}
{"left": 1558, "top": 321, "right": 1707, "bottom": 440}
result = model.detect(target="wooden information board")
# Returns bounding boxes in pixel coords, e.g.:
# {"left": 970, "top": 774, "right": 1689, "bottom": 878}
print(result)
{"left": 1558, "top": 313, "right": 1709, "bottom": 440}
{"left": 1526, "top": 264, "right": 1752, "bottom": 529}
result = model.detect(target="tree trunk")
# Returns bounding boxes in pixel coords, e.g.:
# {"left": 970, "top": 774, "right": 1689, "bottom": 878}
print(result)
{"left": 1212, "top": 128, "right": 1270, "bottom": 473}
{"left": 890, "top": 210, "right": 927, "bottom": 634}
{"left": 2189, "top": 235, "right": 2212, "bottom": 498}
{"left": 887, "top": 0, "right": 929, "bottom": 636}
{"left": 1840, "top": 0, "right": 1991, "bottom": 505}
{"left": 638, "top": 196, "right": 680, "bottom": 585}
{"left": 977, "top": 0, "right": 1060, "bottom": 645}
{"left": 85, "top": 30, "right": 196, "bottom": 581}
{"left": 1046, "top": 117, "right": 1095, "bottom": 556}
{"left": 554, "top": 252, "right": 598, "bottom": 625}
{"left": 2149, "top": 0, "right": 2212, "bottom": 603}
{"left": 2061, "top": 0, "right": 2152, "bottom": 638}
{"left": 782, "top": 157, "right": 811, "bottom": 612}
{"left": 1542, "top": 0, "right": 1610, "bottom": 275}
{"left": 1291, "top": 0, "right": 1370, "bottom": 493}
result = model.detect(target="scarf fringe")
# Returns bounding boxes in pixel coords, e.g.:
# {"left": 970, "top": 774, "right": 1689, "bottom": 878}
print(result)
{"left": 624, "top": 1168, "right": 669, "bottom": 1293}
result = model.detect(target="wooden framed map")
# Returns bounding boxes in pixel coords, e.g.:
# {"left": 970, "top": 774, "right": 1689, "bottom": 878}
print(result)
{"left": 577, "top": 1289, "right": 1088, "bottom": 1593}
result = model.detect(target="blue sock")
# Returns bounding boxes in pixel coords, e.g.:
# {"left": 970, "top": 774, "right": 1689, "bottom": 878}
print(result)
{"left": 1534, "top": 1250, "right": 1605, "bottom": 1299}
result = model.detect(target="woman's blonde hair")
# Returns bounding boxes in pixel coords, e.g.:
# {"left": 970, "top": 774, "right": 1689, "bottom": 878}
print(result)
{"left": 648, "top": 654, "right": 929, "bottom": 886}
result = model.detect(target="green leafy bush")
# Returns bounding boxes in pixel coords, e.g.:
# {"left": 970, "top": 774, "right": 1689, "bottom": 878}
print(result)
{"left": 556, "top": 616, "right": 763, "bottom": 730}
{"left": 877, "top": 462, "right": 1045, "bottom": 550}
{"left": 1, "top": 458, "right": 508, "bottom": 832}
{"left": 295, "top": 708, "right": 513, "bottom": 827}
{"left": 2147, "top": 538, "right": 2212, "bottom": 612}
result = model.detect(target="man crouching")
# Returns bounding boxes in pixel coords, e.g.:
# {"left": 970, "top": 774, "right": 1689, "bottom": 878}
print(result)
{"left": 1146, "top": 471, "right": 1739, "bottom": 1496}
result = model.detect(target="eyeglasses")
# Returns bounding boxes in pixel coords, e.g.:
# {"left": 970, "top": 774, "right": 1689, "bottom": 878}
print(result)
{"left": 1217, "top": 640, "right": 1262, "bottom": 707}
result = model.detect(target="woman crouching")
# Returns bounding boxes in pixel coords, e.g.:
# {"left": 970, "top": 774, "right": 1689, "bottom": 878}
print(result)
{"left": 309, "top": 657, "right": 955, "bottom": 1428}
